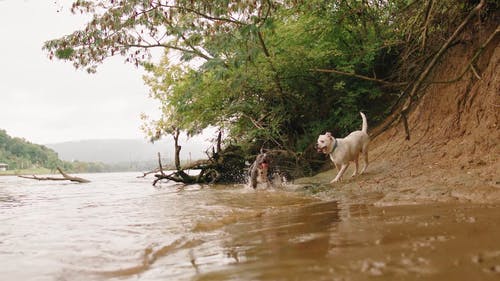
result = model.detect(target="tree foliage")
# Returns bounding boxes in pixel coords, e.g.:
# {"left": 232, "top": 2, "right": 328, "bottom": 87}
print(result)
{"left": 0, "top": 130, "right": 61, "bottom": 170}
{"left": 0, "top": 130, "right": 123, "bottom": 173}
{"left": 44, "top": 0, "right": 495, "bottom": 177}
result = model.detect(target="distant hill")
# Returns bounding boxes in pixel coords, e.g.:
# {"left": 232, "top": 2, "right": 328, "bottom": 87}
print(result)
{"left": 0, "top": 129, "right": 60, "bottom": 169}
{"left": 46, "top": 137, "right": 211, "bottom": 165}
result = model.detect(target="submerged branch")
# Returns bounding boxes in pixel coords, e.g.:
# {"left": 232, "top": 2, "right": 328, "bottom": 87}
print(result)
{"left": 18, "top": 167, "right": 90, "bottom": 183}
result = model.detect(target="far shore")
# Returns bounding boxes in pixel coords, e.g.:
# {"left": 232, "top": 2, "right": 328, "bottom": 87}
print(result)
{"left": 0, "top": 168, "right": 54, "bottom": 176}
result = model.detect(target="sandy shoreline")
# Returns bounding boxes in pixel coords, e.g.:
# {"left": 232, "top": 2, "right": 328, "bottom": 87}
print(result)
{"left": 295, "top": 155, "right": 500, "bottom": 206}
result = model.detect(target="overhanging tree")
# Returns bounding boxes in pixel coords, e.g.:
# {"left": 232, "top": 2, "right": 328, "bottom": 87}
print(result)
{"left": 44, "top": 1, "right": 489, "bottom": 180}
{"left": 44, "top": 0, "right": 405, "bottom": 180}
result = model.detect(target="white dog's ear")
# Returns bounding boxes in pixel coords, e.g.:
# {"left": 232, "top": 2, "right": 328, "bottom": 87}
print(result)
{"left": 325, "top": 132, "right": 333, "bottom": 139}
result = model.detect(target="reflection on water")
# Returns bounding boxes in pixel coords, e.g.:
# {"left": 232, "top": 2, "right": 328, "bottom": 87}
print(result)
{"left": 1, "top": 173, "right": 499, "bottom": 281}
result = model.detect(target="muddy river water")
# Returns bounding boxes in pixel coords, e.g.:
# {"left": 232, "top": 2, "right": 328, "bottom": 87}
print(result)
{"left": 1, "top": 172, "right": 499, "bottom": 280}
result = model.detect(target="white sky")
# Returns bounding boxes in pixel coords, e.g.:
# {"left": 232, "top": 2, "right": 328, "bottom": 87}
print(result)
{"left": 0, "top": 0, "right": 163, "bottom": 144}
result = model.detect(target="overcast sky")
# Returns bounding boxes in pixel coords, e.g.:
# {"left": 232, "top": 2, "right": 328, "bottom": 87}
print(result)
{"left": 0, "top": 0, "right": 165, "bottom": 144}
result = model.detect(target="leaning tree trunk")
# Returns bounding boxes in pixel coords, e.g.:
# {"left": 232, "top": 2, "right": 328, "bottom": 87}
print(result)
{"left": 173, "top": 127, "right": 182, "bottom": 171}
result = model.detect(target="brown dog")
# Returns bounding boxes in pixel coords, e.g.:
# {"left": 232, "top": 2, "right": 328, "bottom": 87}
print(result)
{"left": 248, "top": 152, "right": 271, "bottom": 189}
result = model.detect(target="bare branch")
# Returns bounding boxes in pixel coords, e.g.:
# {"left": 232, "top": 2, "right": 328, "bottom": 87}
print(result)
{"left": 420, "top": 0, "right": 434, "bottom": 51}
{"left": 18, "top": 167, "right": 90, "bottom": 183}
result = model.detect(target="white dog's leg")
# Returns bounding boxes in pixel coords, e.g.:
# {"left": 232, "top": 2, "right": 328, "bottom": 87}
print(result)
{"left": 352, "top": 156, "right": 359, "bottom": 177}
{"left": 331, "top": 163, "right": 349, "bottom": 183}
{"left": 361, "top": 151, "right": 368, "bottom": 174}
{"left": 333, "top": 162, "right": 339, "bottom": 171}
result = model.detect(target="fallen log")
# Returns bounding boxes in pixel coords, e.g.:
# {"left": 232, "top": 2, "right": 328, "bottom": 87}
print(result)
{"left": 152, "top": 152, "right": 201, "bottom": 186}
{"left": 18, "top": 167, "right": 90, "bottom": 183}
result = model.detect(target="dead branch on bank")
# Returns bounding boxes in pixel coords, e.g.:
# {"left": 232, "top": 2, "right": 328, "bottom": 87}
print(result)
{"left": 18, "top": 167, "right": 90, "bottom": 183}
{"left": 151, "top": 152, "right": 221, "bottom": 186}
{"left": 149, "top": 128, "right": 197, "bottom": 185}
{"left": 149, "top": 130, "right": 241, "bottom": 186}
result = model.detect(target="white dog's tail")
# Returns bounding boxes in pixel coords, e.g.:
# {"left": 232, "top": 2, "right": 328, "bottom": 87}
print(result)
{"left": 360, "top": 112, "right": 368, "bottom": 133}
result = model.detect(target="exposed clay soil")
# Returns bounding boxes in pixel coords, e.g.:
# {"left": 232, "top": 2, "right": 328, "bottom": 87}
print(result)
{"left": 298, "top": 20, "right": 500, "bottom": 205}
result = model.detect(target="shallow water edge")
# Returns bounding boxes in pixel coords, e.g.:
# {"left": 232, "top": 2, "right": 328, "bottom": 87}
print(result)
{"left": 1, "top": 172, "right": 499, "bottom": 281}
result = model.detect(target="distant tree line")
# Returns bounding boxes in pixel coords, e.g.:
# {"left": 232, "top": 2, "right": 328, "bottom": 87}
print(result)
{"left": 0, "top": 129, "right": 151, "bottom": 173}
{"left": 0, "top": 129, "right": 62, "bottom": 170}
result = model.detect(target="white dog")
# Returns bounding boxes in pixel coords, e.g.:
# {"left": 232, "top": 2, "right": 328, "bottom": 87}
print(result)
{"left": 316, "top": 112, "right": 370, "bottom": 183}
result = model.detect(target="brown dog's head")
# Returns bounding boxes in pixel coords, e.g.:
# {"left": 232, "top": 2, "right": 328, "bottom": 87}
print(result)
{"left": 255, "top": 153, "right": 270, "bottom": 170}
{"left": 316, "top": 132, "right": 335, "bottom": 154}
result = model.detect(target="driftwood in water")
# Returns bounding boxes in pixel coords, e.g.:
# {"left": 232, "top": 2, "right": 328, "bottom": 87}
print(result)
{"left": 152, "top": 153, "right": 220, "bottom": 186}
{"left": 150, "top": 130, "right": 246, "bottom": 186}
{"left": 18, "top": 167, "right": 90, "bottom": 183}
